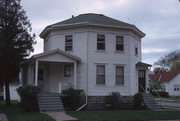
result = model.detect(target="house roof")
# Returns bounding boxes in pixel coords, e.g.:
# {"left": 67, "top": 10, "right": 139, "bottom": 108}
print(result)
{"left": 30, "top": 49, "right": 81, "bottom": 62}
{"left": 40, "top": 13, "right": 145, "bottom": 38}
{"left": 149, "top": 70, "right": 180, "bottom": 82}
{"left": 136, "top": 62, "right": 152, "bottom": 67}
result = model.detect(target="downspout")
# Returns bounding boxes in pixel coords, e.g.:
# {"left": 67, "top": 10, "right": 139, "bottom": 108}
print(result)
{"left": 76, "top": 25, "right": 89, "bottom": 111}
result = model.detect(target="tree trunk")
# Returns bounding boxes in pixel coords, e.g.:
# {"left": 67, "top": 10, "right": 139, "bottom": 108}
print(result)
{"left": 5, "top": 81, "right": 11, "bottom": 106}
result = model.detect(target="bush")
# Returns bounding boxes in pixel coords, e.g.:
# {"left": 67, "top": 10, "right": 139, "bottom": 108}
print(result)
{"left": 62, "top": 88, "right": 85, "bottom": 110}
{"left": 133, "top": 93, "right": 143, "bottom": 109}
{"left": 104, "top": 92, "right": 121, "bottom": 110}
{"left": 151, "top": 91, "right": 169, "bottom": 97}
{"left": 17, "top": 85, "right": 40, "bottom": 111}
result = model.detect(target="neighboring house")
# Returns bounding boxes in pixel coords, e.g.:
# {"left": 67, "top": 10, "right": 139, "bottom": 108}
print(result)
{"left": 3, "top": 83, "right": 20, "bottom": 101}
{"left": 149, "top": 71, "right": 180, "bottom": 96}
{"left": 21, "top": 13, "right": 151, "bottom": 97}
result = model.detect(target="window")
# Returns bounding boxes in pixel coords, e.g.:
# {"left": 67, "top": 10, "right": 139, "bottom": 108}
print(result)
{"left": 64, "top": 65, "right": 71, "bottom": 77}
{"left": 65, "top": 35, "right": 73, "bottom": 51}
{"left": 174, "top": 85, "right": 180, "bottom": 91}
{"left": 116, "top": 36, "right": 124, "bottom": 51}
{"left": 135, "top": 47, "right": 138, "bottom": 56}
{"left": 96, "top": 65, "right": 105, "bottom": 84}
{"left": 97, "top": 34, "right": 105, "bottom": 50}
{"left": 116, "top": 66, "right": 124, "bottom": 85}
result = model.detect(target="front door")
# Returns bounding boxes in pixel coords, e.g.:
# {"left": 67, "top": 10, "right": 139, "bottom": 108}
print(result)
{"left": 138, "top": 70, "right": 146, "bottom": 92}
{"left": 38, "top": 69, "right": 44, "bottom": 92}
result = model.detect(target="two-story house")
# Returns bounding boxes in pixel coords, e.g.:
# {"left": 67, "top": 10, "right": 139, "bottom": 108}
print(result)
{"left": 22, "top": 13, "right": 151, "bottom": 99}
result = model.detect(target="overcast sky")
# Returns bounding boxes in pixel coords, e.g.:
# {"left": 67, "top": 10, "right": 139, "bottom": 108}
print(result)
{"left": 21, "top": 0, "right": 180, "bottom": 65}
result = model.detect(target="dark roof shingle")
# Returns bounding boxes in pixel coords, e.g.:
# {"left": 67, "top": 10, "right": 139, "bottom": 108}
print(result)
{"left": 50, "top": 13, "right": 134, "bottom": 28}
{"left": 40, "top": 13, "right": 145, "bottom": 38}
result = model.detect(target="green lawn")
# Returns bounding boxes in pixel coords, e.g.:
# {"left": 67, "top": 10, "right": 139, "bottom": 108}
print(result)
{"left": 0, "top": 101, "right": 55, "bottom": 121}
{"left": 67, "top": 110, "right": 180, "bottom": 121}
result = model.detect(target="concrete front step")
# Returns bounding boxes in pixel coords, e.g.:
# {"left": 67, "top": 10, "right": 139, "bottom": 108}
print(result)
{"left": 38, "top": 92, "right": 61, "bottom": 95}
{"left": 37, "top": 92, "right": 64, "bottom": 112}
{"left": 38, "top": 102, "right": 62, "bottom": 105}
{"left": 38, "top": 96, "right": 61, "bottom": 99}
{"left": 39, "top": 104, "right": 64, "bottom": 108}
{"left": 142, "top": 93, "right": 164, "bottom": 110}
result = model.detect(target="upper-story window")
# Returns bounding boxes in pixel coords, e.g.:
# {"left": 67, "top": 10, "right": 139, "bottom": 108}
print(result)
{"left": 116, "top": 36, "right": 124, "bottom": 51}
{"left": 97, "top": 34, "right": 105, "bottom": 50}
{"left": 65, "top": 35, "right": 73, "bottom": 51}
{"left": 135, "top": 47, "right": 138, "bottom": 56}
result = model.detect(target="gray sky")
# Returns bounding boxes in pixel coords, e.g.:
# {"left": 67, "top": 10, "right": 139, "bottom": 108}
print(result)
{"left": 21, "top": 0, "right": 180, "bottom": 65}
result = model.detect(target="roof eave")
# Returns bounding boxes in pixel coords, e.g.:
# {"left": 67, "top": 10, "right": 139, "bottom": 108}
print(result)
{"left": 40, "top": 22, "right": 146, "bottom": 39}
{"left": 31, "top": 49, "right": 81, "bottom": 62}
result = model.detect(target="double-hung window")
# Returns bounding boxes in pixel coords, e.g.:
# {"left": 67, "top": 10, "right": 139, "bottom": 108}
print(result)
{"left": 116, "top": 36, "right": 124, "bottom": 51}
{"left": 97, "top": 34, "right": 105, "bottom": 50}
{"left": 116, "top": 66, "right": 124, "bottom": 85}
{"left": 65, "top": 35, "right": 73, "bottom": 51}
{"left": 64, "top": 65, "right": 71, "bottom": 77}
{"left": 96, "top": 65, "right": 105, "bottom": 84}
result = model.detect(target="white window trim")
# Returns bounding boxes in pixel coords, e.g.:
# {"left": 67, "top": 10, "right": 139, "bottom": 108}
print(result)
{"left": 96, "top": 64, "right": 106, "bottom": 85}
{"left": 115, "top": 65, "right": 125, "bottom": 85}
{"left": 174, "top": 85, "right": 180, "bottom": 91}
{"left": 97, "top": 34, "right": 106, "bottom": 51}
{"left": 115, "top": 35, "right": 124, "bottom": 52}
{"left": 65, "top": 35, "right": 73, "bottom": 51}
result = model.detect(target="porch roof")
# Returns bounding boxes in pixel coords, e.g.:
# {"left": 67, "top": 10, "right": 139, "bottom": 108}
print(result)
{"left": 30, "top": 49, "right": 81, "bottom": 62}
{"left": 136, "top": 62, "right": 152, "bottom": 67}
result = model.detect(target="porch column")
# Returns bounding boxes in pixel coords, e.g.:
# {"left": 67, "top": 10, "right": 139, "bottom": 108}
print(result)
{"left": 35, "top": 60, "right": 39, "bottom": 86}
{"left": 74, "top": 61, "right": 77, "bottom": 89}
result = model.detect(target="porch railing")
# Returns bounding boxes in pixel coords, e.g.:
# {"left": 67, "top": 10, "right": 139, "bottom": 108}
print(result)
{"left": 59, "top": 83, "right": 74, "bottom": 93}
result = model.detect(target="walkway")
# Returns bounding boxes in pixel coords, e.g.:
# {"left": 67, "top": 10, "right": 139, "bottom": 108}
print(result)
{"left": 0, "top": 113, "right": 8, "bottom": 121}
{"left": 43, "top": 112, "right": 78, "bottom": 121}
{"left": 157, "top": 100, "right": 180, "bottom": 110}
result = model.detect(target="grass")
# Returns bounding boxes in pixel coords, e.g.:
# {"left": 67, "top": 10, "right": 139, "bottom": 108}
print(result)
{"left": 67, "top": 110, "right": 180, "bottom": 121}
{"left": 0, "top": 101, "right": 55, "bottom": 121}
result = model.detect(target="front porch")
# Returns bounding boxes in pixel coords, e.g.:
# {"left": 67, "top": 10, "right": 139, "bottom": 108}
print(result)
{"left": 23, "top": 49, "right": 81, "bottom": 93}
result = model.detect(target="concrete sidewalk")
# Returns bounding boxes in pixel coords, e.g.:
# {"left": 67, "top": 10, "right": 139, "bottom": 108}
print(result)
{"left": 157, "top": 100, "right": 180, "bottom": 110}
{"left": 0, "top": 113, "right": 8, "bottom": 121}
{"left": 43, "top": 112, "right": 78, "bottom": 121}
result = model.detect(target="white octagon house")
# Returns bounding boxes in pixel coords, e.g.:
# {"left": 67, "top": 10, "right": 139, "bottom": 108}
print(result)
{"left": 22, "top": 13, "right": 151, "bottom": 96}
